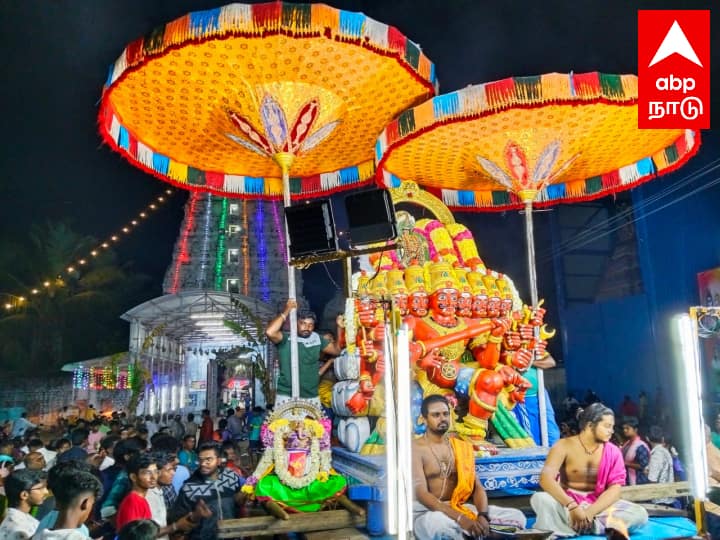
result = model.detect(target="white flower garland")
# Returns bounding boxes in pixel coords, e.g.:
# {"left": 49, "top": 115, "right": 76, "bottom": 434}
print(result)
{"left": 273, "top": 423, "right": 322, "bottom": 489}
{"left": 245, "top": 417, "right": 333, "bottom": 493}
{"left": 344, "top": 298, "right": 356, "bottom": 353}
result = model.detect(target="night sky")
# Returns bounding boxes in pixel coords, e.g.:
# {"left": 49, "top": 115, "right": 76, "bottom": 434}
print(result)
{"left": 1, "top": 1, "right": 717, "bottom": 329}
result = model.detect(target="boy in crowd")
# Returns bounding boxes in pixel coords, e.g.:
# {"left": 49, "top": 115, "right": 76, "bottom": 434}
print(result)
{"left": 0, "top": 469, "right": 48, "bottom": 538}
{"left": 36, "top": 466, "right": 101, "bottom": 539}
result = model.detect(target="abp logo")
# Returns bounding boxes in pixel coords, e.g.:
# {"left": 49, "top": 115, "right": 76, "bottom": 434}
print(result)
{"left": 638, "top": 10, "right": 710, "bottom": 129}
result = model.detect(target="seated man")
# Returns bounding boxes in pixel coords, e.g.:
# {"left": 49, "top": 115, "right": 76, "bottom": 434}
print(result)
{"left": 531, "top": 403, "right": 648, "bottom": 537}
{"left": 412, "top": 395, "right": 526, "bottom": 539}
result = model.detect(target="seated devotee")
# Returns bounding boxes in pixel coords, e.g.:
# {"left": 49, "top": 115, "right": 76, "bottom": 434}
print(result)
{"left": 0, "top": 469, "right": 48, "bottom": 538}
{"left": 412, "top": 395, "right": 526, "bottom": 540}
{"left": 531, "top": 403, "right": 648, "bottom": 536}
{"left": 621, "top": 417, "right": 649, "bottom": 485}
{"left": 646, "top": 425, "right": 680, "bottom": 508}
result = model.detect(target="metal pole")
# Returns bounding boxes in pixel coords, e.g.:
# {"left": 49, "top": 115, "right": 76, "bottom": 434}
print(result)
{"left": 275, "top": 153, "right": 300, "bottom": 398}
{"left": 524, "top": 199, "right": 549, "bottom": 447}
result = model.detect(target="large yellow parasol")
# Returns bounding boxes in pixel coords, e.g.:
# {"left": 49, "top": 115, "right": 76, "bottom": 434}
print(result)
{"left": 376, "top": 71, "right": 701, "bottom": 444}
{"left": 98, "top": 2, "right": 437, "bottom": 398}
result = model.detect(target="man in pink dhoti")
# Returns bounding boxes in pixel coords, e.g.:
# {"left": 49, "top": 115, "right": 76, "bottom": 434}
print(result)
{"left": 531, "top": 403, "right": 648, "bottom": 537}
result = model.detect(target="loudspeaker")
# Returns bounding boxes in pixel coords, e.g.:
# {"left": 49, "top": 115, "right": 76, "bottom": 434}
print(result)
{"left": 284, "top": 199, "right": 338, "bottom": 259}
{"left": 344, "top": 189, "right": 397, "bottom": 247}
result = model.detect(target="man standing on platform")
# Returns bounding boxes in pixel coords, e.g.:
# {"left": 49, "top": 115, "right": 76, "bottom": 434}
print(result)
{"left": 265, "top": 299, "right": 342, "bottom": 406}
{"left": 531, "top": 403, "right": 648, "bottom": 536}
{"left": 412, "top": 395, "right": 526, "bottom": 539}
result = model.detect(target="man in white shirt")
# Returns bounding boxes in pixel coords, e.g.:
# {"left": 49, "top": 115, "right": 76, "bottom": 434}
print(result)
{"left": 0, "top": 469, "right": 48, "bottom": 539}
{"left": 646, "top": 426, "right": 679, "bottom": 507}
{"left": 27, "top": 439, "right": 56, "bottom": 472}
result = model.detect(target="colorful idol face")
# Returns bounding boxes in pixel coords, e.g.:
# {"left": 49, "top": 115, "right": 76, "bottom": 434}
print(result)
{"left": 429, "top": 288, "right": 458, "bottom": 318}
{"left": 409, "top": 292, "right": 429, "bottom": 317}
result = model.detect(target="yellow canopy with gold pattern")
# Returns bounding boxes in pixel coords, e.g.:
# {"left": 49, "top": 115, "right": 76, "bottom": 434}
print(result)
{"left": 376, "top": 72, "right": 700, "bottom": 211}
{"left": 99, "top": 2, "right": 437, "bottom": 199}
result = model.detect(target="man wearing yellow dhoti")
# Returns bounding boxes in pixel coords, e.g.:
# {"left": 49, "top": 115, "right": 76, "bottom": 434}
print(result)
{"left": 412, "top": 395, "right": 526, "bottom": 539}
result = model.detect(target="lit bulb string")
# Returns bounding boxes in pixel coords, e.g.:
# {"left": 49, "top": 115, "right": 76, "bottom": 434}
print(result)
{"left": 271, "top": 200, "right": 287, "bottom": 265}
{"left": 6, "top": 188, "right": 176, "bottom": 304}
{"left": 169, "top": 191, "right": 200, "bottom": 293}
{"left": 197, "top": 193, "right": 214, "bottom": 286}
{"left": 72, "top": 365, "right": 133, "bottom": 390}
{"left": 242, "top": 199, "right": 249, "bottom": 295}
{"left": 214, "top": 198, "right": 228, "bottom": 291}
{"left": 255, "top": 201, "right": 270, "bottom": 302}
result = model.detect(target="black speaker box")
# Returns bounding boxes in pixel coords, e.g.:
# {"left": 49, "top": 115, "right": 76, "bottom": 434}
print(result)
{"left": 344, "top": 189, "right": 398, "bottom": 247}
{"left": 284, "top": 199, "right": 338, "bottom": 259}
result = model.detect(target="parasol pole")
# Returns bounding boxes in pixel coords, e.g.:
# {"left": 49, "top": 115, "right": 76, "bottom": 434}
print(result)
{"left": 520, "top": 190, "right": 548, "bottom": 447}
{"left": 274, "top": 152, "right": 300, "bottom": 399}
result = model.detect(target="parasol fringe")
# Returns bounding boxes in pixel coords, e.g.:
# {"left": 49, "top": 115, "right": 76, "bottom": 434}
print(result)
{"left": 163, "top": 15, "right": 190, "bottom": 48}
{"left": 387, "top": 25, "right": 406, "bottom": 53}
{"left": 118, "top": 126, "right": 129, "bottom": 150}
{"left": 363, "top": 18, "right": 389, "bottom": 50}
{"left": 168, "top": 161, "right": 189, "bottom": 183}
{"left": 109, "top": 115, "right": 121, "bottom": 143}
{"left": 218, "top": 4, "right": 253, "bottom": 31}
{"left": 433, "top": 92, "right": 459, "bottom": 118}
{"left": 136, "top": 142, "right": 153, "bottom": 168}
{"left": 540, "top": 73, "right": 571, "bottom": 103}
{"left": 152, "top": 154, "right": 170, "bottom": 176}
{"left": 338, "top": 11, "right": 365, "bottom": 39}
{"left": 311, "top": 4, "right": 340, "bottom": 34}
{"left": 621, "top": 74, "right": 638, "bottom": 97}
{"left": 281, "top": 3, "right": 312, "bottom": 34}
{"left": 189, "top": 8, "right": 221, "bottom": 39}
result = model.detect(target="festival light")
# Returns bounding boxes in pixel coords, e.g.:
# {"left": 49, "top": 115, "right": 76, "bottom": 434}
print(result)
{"left": 242, "top": 199, "right": 249, "bottom": 295}
{"left": 169, "top": 191, "right": 199, "bottom": 293}
{"left": 196, "top": 194, "right": 214, "bottom": 286}
{"left": 214, "top": 198, "right": 228, "bottom": 291}
{"left": 271, "top": 201, "right": 287, "bottom": 264}
{"left": 675, "top": 311, "right": 708, "bottom": 535}
{"left": 1, "top": 189, "right": 176, "bottom": 306}
{"left": 256, "top": 201, "right": 270, "bottom": 302}
{"left": 189, "top": 312, "right": 227, "bottom": 320}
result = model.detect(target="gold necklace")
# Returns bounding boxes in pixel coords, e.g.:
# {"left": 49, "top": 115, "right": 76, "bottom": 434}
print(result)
{"left": 426, "top": 434, "right": 454, "bottom": 499}
{"left": 577, "top": 435, "right": 600, "bottom": 456}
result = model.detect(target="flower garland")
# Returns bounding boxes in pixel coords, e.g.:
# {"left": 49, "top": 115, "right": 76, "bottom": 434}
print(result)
{"left": 344, "top": 298, "right": 356, "bottom": 354}
{"left": 243, "top": 417, "right": 332, "bottom": 494}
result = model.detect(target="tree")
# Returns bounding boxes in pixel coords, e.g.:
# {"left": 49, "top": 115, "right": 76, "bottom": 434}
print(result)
{"left": 0, "top": 221, "right": 149, "bottom": 376}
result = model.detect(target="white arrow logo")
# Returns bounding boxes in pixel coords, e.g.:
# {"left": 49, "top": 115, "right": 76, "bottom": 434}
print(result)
{"left": 648, "top": 20, "right": 703, "bottom": 68}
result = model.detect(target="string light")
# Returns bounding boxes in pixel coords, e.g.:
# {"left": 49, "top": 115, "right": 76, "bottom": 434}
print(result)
{"left": 196, "top": 194, "right": 213, "bottom": 287}
{"left": 214, "top": 198, "right": 228, "bottom": 291}
{"left": 72, "top": 365, "right": 132, "bottom": 390}
{"left": 271, "top": 201, "right": 287, "bottom": 265}
{"left": 169, "top": 191, "right": 199, "bottom": 293}
{"left": 2, "top": 188, "right": 175, "bottom": 307}
{"left": 255, "top": 201, "right": 270, "bottom": 302}
{"left": 242, "top": 199, "right": 249, "bottom": 295}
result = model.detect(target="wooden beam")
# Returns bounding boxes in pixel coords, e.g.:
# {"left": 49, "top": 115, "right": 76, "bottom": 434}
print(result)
{"left": 217, "top": 510, "right": 366, "bottom": 538}
{"left": 619, "top": 481, "right": 691, "bottom": 502}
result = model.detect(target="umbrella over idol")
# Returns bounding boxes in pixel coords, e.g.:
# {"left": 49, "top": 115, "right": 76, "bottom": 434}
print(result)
{"left": 98, "top": 2, "right": 437, "bottom": 398}
{"left": 376, "top": 71, "right": 701, "bottom": 445}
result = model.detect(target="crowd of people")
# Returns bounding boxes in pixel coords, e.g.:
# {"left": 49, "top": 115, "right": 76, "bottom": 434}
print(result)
{"left": 0, "top": 406, "right": 268, "bottom": 539}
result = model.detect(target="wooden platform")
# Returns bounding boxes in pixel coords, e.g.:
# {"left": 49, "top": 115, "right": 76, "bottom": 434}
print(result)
{"left": 217, "top": 509, "right": 366, "bottom": 539}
